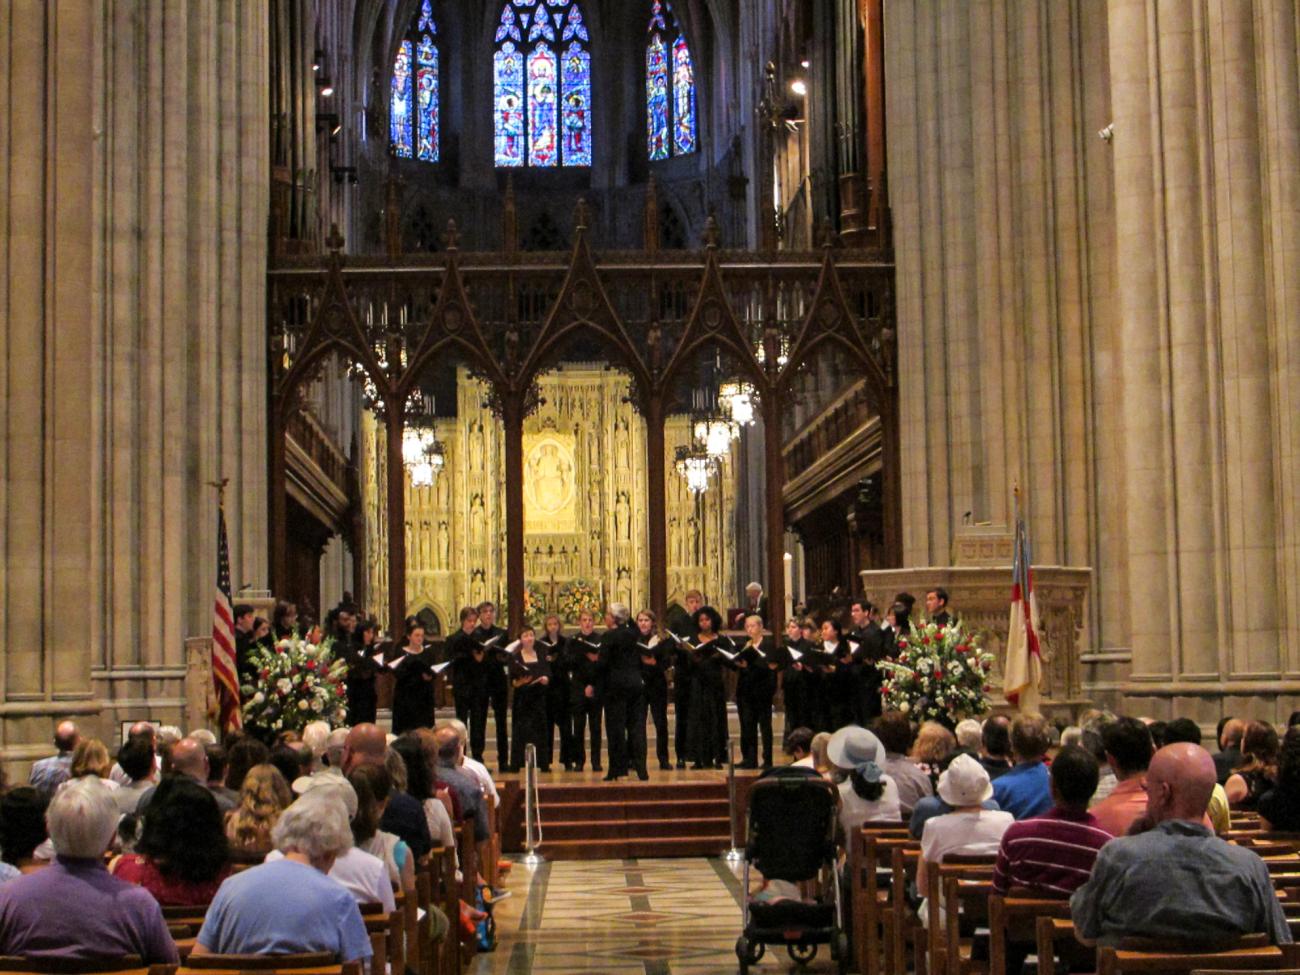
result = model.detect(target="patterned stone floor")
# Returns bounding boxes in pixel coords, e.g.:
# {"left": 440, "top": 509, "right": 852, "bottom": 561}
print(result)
{"left": 473, "top": 857, "right": 840, "bottom": 975}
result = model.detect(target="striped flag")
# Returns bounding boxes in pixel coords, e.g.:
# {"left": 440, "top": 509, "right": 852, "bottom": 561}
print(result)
{"left": 212, "top": 508, "right": 243, "bottom": 733}
{"left": 1003, "top": 498, "right": 1042, "bottom": 711}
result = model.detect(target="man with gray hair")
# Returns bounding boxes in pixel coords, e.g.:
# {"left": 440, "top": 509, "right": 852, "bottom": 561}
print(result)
{"left": 29, "top": 720, "right": 79, "bottom": 798}
{"left": 601, "top": 603, "right": 648, "bottom": 781}
{"left": 438, "top": 718, "right": 499, "bottom": 809}
{"left": 194, "top": 788, "right": 371, "bottom": 963}
{"left": 0, "top": 778, "right": 177, "bottom": 963}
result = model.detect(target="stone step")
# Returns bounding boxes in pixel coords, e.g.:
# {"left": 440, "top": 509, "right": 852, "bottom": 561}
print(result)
{"left": 541, "top": 815, "right": 733, "bottom": 842}
{"left": 537, "top": 834, "right": 734, "bottom": 860}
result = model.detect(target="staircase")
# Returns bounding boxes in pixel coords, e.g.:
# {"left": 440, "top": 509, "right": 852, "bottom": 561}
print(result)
{"left": 535, "top": 780, "right": 734, "bottom": 860}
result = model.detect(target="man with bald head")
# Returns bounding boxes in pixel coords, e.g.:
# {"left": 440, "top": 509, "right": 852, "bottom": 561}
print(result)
{"left": 30, "top": 720, "right": 80, "bottom": 797}
{"left": 136, "top": 737, "right": 237, "bottom": 813}
{"left": 344, "top": 725, "right": 431, "bottom": 858}
{"left": 1071, "top": 743, "right": 1290, "bottom": 947}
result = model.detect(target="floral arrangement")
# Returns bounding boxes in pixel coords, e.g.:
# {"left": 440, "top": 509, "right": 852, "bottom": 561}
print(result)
{"left": 877, "top": 620, "right": 995, "bottom": 725}
{"left": 523, "top": 582, "right": 548, "bottom": 627}
{"left": 240, "top": 635, "right": 349, "bottom": 736}
{"left": 556, "top": 578, "right": 601, "bottom": 623}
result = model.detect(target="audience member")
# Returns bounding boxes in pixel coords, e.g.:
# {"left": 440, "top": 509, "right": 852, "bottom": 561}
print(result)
{"left": 110, "top": 722, "right": 159, "bottom": 785}
{"left": 302, "top": 720, "right": 332, "bottom": 771}
{"left": 428, "top": 727, "right": 489, "bottom": 844}
{"left": 873, "top": 711, "right": 934, "bottom": 815}
{"left": 113, "top": 777, "right": 232, "bottom": 906}
{"left": 991, "top": 715, "right": 1053, "bottom": 820}
{"left": 0, "top": 778, "right": 178, "bottom": 963}
{"left": 225, "top": 764, "right": 292, "bottom": 855}
{"left": 917, "top": 755, "right": 1013, "bottom": 921}
{"left": 204, "top": 744, "right": 239, "bottom": 808}
{"left": 1257, "top": 727, "right": 1300, "bottom": 832}
{"left": 265, "top": 784, "right": 395, "bottom": 915}
{"left": 70, "top": 738, "right": 119, "bottom": 791}
{"left": 139, "top": 737, "right": 237, "bottom": 814}
{"left": 828, "top": 726, "right": 901, "bottom": 838}
{"left": 1070, "top": 743, "right": 1290, "bottom": 947}
{"left": 810, "top": 732, "right": 834, "bottom": 777}
{"left": 269, "top": 744, "right": 307, "bottom": 790}
{"left": 348, "top": 765, "right": 414, "bottom": 893}
{"left": 441, "top": 718, "right": 501, "bottom": 809}
{"left": 785, "top": 727, "right": 816, "bottom": 768}
{"left": 1090, "top": 717, "right": 1155, "bottom": 836}
{"left": 194, "top": 788, "right": 371, "bottom": 963}
{"left": 912, "top": 722, "right": 957, "bottom": 791}
{"left": 1080, "top": 727, "right": 1117, "bottom": 807}
{"left": 114, "top": 738, "right": 157, "bottom": 815}
{"left": 224, "top": 737, "right": 271, "bottom": 793}
{"left": 993, "top": 745, "right": 1112, "bottom": 895}
{"left": 0, "top": 789, "right": 47, "bottom": 878}
{"left": 955, "top": 719, "right": 983, "bottom": 752}
{"left": 392, "top": 735, "right": 455, "bottom": 851}
{"left": 1215, "top": 717, "right": 1246, "bottom": 784}
{"left": 1163, "top": 718, "right": 1231, "bottom": 833}
{"left": 978, "top": 716, "right": 1013, "bottom": 780}
{"left": 1225, "top": 721, "right": 1279, "bottom": 810}
{"left": 908, "top": 750, "right": 1002, "bottom": 839}
{"left": 28, "top": 721, "right": 79, "bottom": 797}
{"left": 342, "top": 724, "right": 432, "bottom": 859}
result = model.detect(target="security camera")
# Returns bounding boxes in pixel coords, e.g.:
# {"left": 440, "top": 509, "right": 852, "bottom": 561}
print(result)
{"left": 1098, "top": 123, "right": 1115, "bottom": 143}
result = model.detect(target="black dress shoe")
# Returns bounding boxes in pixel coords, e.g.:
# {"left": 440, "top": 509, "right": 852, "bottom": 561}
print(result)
{"left": 660, "top": 761, "right": 673, "bottom": 771}
{"left": 602, "top": 772, "right": 620, "bottom": 782}
{"left": 737, "top": 761, "right": 758, "bottom": 770}
{"left": 574, "top": 764, "right": 585, "bottom": 772}
{"left": 636, "top": 769, "right": 650, "bottom": 781}
{"left": 675, "top": 760, "right": 687, "bottom": 770}
{"left": 690, "top": 763, "right": 707, "bottom": 770}
{"left": 592, "top": 764, "right": 603, "bottom": 772}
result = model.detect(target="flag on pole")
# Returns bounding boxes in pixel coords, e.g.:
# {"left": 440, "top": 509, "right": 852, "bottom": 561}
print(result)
{"left": 212, "top": 507, "right": 243, "bottom": 733}
{"left": 1003, "top": 495, "right": 1042, "bottom": 711}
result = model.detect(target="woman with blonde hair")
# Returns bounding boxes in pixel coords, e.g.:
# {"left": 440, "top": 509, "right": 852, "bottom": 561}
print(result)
{"left": 70, "top": 738, "right": 119, "bottom": 790}
{"left": 810, "top": 731, "right": 835, "bottom": 778}
{"left": 225, "top": 763, "right": 292, "bottom": 854}
{"left": 911, "top": 721, "right": 957, "bottom": 791}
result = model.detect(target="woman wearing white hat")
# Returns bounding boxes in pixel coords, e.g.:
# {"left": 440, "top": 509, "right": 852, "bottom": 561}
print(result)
{"left": 916, "top": 753, "right": 1014, "bottom": 923}
{"left": 827, "top": 726, "right": 901, "bottom": 841}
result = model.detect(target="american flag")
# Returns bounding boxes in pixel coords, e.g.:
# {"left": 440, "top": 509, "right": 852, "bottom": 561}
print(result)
{"left": 212, "top": 508, "right": 242, "bottom": 732}
{"left": 1003, "top": 496, "right": 1042, "bottom": 710}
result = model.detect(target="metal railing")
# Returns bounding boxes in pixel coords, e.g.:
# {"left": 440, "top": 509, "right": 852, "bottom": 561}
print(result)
{"left": 724, "top": 736, "right": 744, "bottom": 861}
{"left": 523, "top": 743, "right": 544, "bottom": 865}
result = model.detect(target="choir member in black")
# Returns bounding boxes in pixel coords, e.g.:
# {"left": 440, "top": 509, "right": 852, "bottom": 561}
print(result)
{"left": 508, "top": 626, "right": 552, "bottom": 772}
{"left": 848, "top": 599, "right": 887, "bottom": 725}
{"left": 568, "top": 610, "right": 605, "bottom": 772}
{"left": 540, "top": 614, "right": 575, "bottom": 771}
{"left": 635, "top": 610, "right": 672, "bottom": 771}
{"left": 474, "top": 601, "right": 510, "bottom": 773}
{"left": 882, "top": 600, "right": 911, "bottom": 657}
{"left": 800, "top": 618, "right": 836, "bottom": 732}
{"left": 733, "top": 614, "right": 778, "bottom": 769}
{"left": 669, "top": 589, "right": 704, "bottom": 768}
{"left": 447, "top": 607, "right": 493, "bottom": 761}
{"left": 389, "top": 623, "right": 440, "bottom": 735}
{"left": 821, "top": 618, "right": 858, "bottom": 731}
{"left": 779, "top": 617, "right": 810, "bottom": 734}
{"left": 341, "top": 619, "right": 380, "bottom": 725}
{"left": 686, "top": 606, "right": 732, "bottom": 769}
{"left": 273, "top": 600, "right": 298, "bottom": 639}
{"left": 601, "top": 604, "right": 648, "bottom": 781}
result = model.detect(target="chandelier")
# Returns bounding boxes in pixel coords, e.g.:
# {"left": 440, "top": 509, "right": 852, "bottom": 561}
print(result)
{"left": 718, "top": 380, "right": 756, "bottom": 429}
{"left": 674, "top": 445, "right": 715, "bottom": 494}
{"left": 692, "top": 412, "right": 736, "bottom": 459}
{"left": 402, "top": 427, "right": 445, "bottom": 488}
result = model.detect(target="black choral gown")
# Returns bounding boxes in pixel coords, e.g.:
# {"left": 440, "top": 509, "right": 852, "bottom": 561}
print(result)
{"left": 509, "top": 653, "right": 552, "bottom": 772}
{"left": 686, "top": 635, "right": 733, "bottom": 768}
{"left": 390, "top": 647, "right": 439, "bottom": 735}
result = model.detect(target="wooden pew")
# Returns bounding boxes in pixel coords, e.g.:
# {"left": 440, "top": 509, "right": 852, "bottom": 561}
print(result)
{"left": 924, "top": 856, "right": 996, "bottom": 975}
{"left": 987, "top": 892, "right": 1072, "bottom": 975}
{"left": 886, "top": 847, "right": 925, "bottom": 975}
{"left": 942, "top": 875, "right": 995, "bottom": 975}
{"left": 849, "top": 828, "right": 919, "bottom": 975}
{"left": 1097, "top": 939, "right": 1298, "bottom": 975}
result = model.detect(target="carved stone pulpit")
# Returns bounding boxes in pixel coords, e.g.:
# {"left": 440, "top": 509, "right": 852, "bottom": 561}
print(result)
{"left": 858, "top": 564, "right": 1092, "bottom": 718}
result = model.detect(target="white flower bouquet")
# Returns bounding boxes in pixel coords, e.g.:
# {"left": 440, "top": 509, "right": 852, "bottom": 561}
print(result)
{"left": 240, "top": 635, "right": 349, "bottom": 736}
{"left": 878, "top": 620, "right": 995, "bottom": 724}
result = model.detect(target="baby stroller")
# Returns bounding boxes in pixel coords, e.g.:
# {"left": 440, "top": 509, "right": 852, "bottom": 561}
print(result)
{"left": 734, "top": 768, "right": 848, "bottom": 973}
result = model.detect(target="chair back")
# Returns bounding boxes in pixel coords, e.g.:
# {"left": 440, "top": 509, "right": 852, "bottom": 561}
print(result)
{"left": 183, "top": 954, "right": 335, "bottom": 971}
{"left": 0, "top": 959, "right": 145, "bottom": 974}
{"left": 1098, "top": 937, "right": 1295, "bottom": 975}
{"left": 988, "top": 891, "right": 1071, "bottom": 975}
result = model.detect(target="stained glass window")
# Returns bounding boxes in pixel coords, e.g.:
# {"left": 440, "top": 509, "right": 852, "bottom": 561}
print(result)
{"left": 390, "top": 0, "right": 439, "bottom": 163}
{"left": 646, "top": 0, "right": 696, "bottom": 159}
{"left": 494, "top": 1, "right": 591, "bottom": 168}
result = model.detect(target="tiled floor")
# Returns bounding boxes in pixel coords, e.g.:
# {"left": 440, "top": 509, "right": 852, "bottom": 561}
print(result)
{"left": 474, "top": 856, "right": 841, "bottom": 975}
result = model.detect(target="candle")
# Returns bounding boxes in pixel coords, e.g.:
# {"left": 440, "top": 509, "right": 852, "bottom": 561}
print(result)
{"left": 783, "top": 551, "right": 794, "bottom": 618}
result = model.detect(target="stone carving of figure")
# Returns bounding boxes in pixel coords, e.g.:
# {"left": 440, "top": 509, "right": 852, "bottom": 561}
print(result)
{"left": 526, "top": 441, "right": 572, "bottom": 514}
{"left": 614, "top": 491, "right": 630, "bottom": 542}
{"left": 437, "top": 521, "right": 450, "bottom": 566}
{"left": 470, "top": 494, "right": 484, "bottom": 543}
{"left": 616, "top": 419, "right": 631, "bottom": 470}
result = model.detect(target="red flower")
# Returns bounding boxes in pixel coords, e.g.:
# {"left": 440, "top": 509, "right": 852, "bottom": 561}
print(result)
{"left": 956, "top": 644, "right": 968, "bottom": 653}
{"left": 921, "top": 637, "right": 930, "bottom": 645}
{"left": 305, "top": 660, "right": 317, "bottom": 671}
{"left": 934, "top": 670, "right": 944, "bottom": 680}
{"left": 260, "top": 669, "right": 270, "bottom": 680}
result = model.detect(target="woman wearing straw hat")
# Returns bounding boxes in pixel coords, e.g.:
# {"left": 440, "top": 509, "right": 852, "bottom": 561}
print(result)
{"left": 827, "top": 726, "right": 901, "bottom": 841}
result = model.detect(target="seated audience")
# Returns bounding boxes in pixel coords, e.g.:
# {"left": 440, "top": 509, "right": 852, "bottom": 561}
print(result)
{"left": 440, "top": 718, "right": 501, "bottom": 810}
{"left": 269, "top": 744, "right": 309, "bottom": 790}
{"left": 1071, "top": 742, "right": 1291, "bottom": 947}
{"left": 302, "top": 720, "right": 332, "bottom": 772}
{"left": 784, "top": 727, "right": 816, "bottom": 768}
{"left": 113, "top": 776, "right": 232, "bottom": 906}
{"left": 28, "top": 721, "right": 78, "bottom": 798}
{"left": 0, "top": 789, "right": 48, "bottom": 880}
{"left": 1162, "top": 718, "right": 1231, "bottom": 833}
{"left": 204, "top": 743, "right": 240, "bottom": 808}
{"left": 992, "top": 745, "right": 1112, "bottom": 896}
{"left": 1225, "top": 721, "right": 1279, "bottom": 810}
{"left": 955, "top": 719, "right": 983, "bottom": 752}
{"left": 827, "top": 726, "right": 901, "bottom": 838}
{"left": 979, "top": 715, "right": 1014, "bottom": 780}
{"left": 195, "top": 787, "right": 371, "bottom": 963}
{"left": 392, "top": 735, "right": 455, "bottom": 851}
{"left": 912, "top": 721, "right": 957, "bottom": 791}
{"left": 349, "top": 764, "right": 415, "bottom": 894}
{"left": 810, "top": 731, "right": 834, "bottom": 777}
{"left": 70, "top": 738, "right": 119, "bottom": 791}
{"left": 0, "top": 778, "right": 178, "bottom": 963}
{"left": 1258, "top": 726, "right": 1300, "bottom": 832}
{"left": 265, "top": 784, "right": 395, "bottom": 915}
{"left": 1090, "top": 717, "right": 1155, "bottom": 836}
{"left": 991, "top": 714, "right": 1053, "bottom": 819}
{"left": 223, "top": 736, "right": 271, "bottom": 793}
{"left": 342, "top": 723, "right": 433, "bottom": 858}
{"left": 917, "top": 755, "right": 1014, "bottom": 919}
{"left": 428, "top": 727, "right": 490, "bottom": 844}
{"left": 1215, "top": 717, "right": 1246, "bottom": 784}
{"left": 873, "top": 710, "right": 934, "bottom": 815}
{"left": 114, "top": 737, "right": 157, "bottom": 815}
{"left": 909, "top": 750, "right": 1002, "bottom": 839}
{"left": 138, "top": 736, "right": 238, "bottom": 814}
{"left": 225, "top": 763, "right": 292, "bottom": 855}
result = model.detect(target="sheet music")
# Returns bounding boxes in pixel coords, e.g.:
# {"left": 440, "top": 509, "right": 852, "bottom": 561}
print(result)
{"left": 431, "top": 660, "right": 451, "bottom": 675}
{"left": 745, "top": 642, "right": 766, "bottom": 659}
{"left": 478, "top": 634, "right": 501, "bottom": 648}
{"left": 715, "top": 646, "right": 738, "bottom": 661}
{"left": 371, "top": 650, "right": 387, "bottom": 666}
{"left": 504, "top": 639, "right": 522, "bottom": 654}
{"left": 787, "top": 646, "right": 804, "bottom": 662}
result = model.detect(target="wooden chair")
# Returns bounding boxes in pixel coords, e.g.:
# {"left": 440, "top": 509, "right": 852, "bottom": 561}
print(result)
{"left": 987, "top": 891, "right": 1071, "bottom": 975}
{"left": 1096, "top": 938, "right": 1298, "bottom": 975}
{"left": 174, "top": 965, "right": 361, "bottom": 975}
{"left": 1035, "top": 917, "right": 1095, "bottom": 975}
{"left": 924, "top": 856, "right": 996, "bottom": 975}
{"left": 182, "top": 954, "right": 335, "bottom": 970}
{"left": 850, "top": 829, "right": 919, "bottom": 975}
{"left": 886, "top": 847, "right": 925, "bottom": 975}
{"left": 942, "top": 875, "right": 995, "bottom": 975}
{"left": 0, "top": 959, "right": 146, "bottom": 974}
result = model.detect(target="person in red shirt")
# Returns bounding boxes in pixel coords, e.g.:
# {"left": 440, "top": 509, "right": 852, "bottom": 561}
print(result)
{"left": 1090, "top": 718, "right": 1154, "bottom": 837}
{"left": 113, "top": 777, "right": 232, "bottom": 906}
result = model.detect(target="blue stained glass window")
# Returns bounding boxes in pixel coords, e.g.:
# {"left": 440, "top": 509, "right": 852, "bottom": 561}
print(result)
{"left": 494, "top": 1, "right": 591, "bottom": 168}
{"left": 646, "top": 1, "right": 696, "bottom": 159}
{"left": 391, "top": 40, "right": 413, "bottom": 158}
{"left": 391, "top": 1, "right": 439, "bottom": 163}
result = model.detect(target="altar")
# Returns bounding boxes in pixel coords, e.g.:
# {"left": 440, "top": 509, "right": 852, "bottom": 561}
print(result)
{"left": 859, "top": 562, "right": 1092, "bottom": 719}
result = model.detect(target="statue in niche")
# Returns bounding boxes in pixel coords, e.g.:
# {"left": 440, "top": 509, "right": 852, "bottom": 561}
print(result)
{"left": 437, "top": 521, "right": 450, "bottom": 566}
{"left": 688, "top": 516, "right": 701, "bottom": 564}
{"left": 616, "top": 567, "right": 632, "bottom": 606}
{"left": 616, "top": 419, "right": 631, "bottom": 470}
{"left": 525, "top": 441, "right": 572, "bottom": 515}
{"left": 437, "top": 470, "right": 449, "bottom": 509}
{"left": 614, "top": 491, "right": 630, "bottom": 543}
{"left": 470, "top": 494, "right": 485, "bottom": 542}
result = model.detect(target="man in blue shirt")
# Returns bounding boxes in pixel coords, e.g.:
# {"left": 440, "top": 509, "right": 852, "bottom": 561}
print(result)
{"left": 992, "top": 714, "right": 1053, "bottom": 819}
{"left": 28, "top": 721, "right": 79, "bottom": 798}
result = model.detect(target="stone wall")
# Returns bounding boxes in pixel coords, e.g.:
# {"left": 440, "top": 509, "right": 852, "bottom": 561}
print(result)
{"left": 884, "top": 0, "right": 1300, "bottom": 722}
{"left": 0, "top": 2, "right": 269, "bottom": 772}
